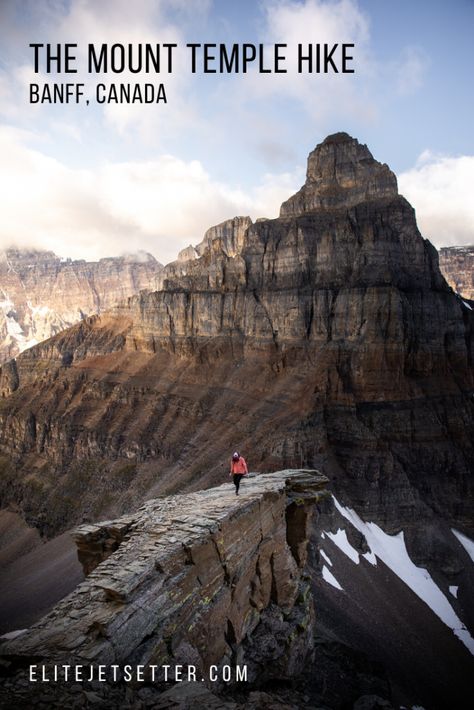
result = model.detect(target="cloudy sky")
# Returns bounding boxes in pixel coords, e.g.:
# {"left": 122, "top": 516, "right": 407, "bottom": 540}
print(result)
{"left": 0, "top": 0, "right": 473, "bottom": 264}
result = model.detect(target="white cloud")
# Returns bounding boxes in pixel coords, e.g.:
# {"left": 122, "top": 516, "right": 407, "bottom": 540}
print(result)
{"left": 0, "top": 0, "right": 452, "bottom": 266}
{"left": 0, "top": 0, "right": 198, "bottom": 147}
{"left": 393, "top": 46, "right": 430, "bottom": 96}
{"left": 50, "top": 120, "right": 83, "bottom": 142}
{"left": 0, "top": 0, "right": 432, "bottom": 170}
{"left": 248, "top": 0, "right": 429, "bottom": 129}
{"left": 56, "top": 0, "right": 192, "bottom": 141}
{"left": 247, "top": 0, "right": 374, "bottom": 122}
{"left": 184, "top": 0, "right": 379, "bottom": 177}
{"left": 399, "top": 153, "right": 474, "bottom": 247}
{"left": 0, "top": 65, "right": 37, "bottom": 122}
{"left": 262, "top": 0, "right": 371, "bottom": 56}
{"left": 0, "top": 125, "right": 300, "bottom": 264}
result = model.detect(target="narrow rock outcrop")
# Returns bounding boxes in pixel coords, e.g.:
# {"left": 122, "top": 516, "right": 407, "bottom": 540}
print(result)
{"left": 0, "top": 470, "right": 328, "bottom": 708}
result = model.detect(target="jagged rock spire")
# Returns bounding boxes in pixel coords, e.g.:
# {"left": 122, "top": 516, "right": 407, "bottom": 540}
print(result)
{"left": 280, "top": 132, "right": 398, "bottom": 215}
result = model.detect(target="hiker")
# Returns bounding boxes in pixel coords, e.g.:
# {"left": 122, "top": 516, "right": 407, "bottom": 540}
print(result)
{"left": 229, "top": 451, "right": 248, "bottom": 495}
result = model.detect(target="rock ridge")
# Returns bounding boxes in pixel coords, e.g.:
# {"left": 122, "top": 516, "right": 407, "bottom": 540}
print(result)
{"left": 0, "top": 469, "right": 329, "bottom": 708}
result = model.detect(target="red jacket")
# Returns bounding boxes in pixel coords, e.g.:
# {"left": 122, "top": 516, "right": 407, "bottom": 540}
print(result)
{"left": 230, "top": 456, "right": 248, "bottom": 475}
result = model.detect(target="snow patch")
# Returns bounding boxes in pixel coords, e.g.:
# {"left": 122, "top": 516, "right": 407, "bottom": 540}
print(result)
{"left": 326, "top": 528, "right": 360, "bottom": 564}
{"left": 322, "top": 565, "right": 343, "bottom": 591}
{"left": 320, "top": 549, "right": 333, "bottom": 566}
{"left": 452, "top": 528, "right": 474, "bottom": 563}
{"left": 21, "top": 338, "right": 39, "bottom": 351}
{"left": 0, "top": 294, "right": 28, "bottom": 345}
{"left": 362, "top": 548, "right": 377, "bottom": 565}
{"left": 449, "top": 586, "right": 458, "bottom": 599}
{"left": 6, "top": 316, "right": 23, "bottom": 337}
{"left": 0, "top": 298, "right": 14, "bottom": 311}
{"left": 333, "top": 496, "right": 474, "bottom": 655}
{"left": 28, "top": 303, "right": 52, "bottom": 317}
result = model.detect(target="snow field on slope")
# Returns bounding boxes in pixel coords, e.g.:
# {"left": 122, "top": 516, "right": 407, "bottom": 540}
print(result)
{"left": 327, "top": 496, "right": 474, "bottom": 654}
{"left": 452, "top": 528, "right": 474, "bottom": 563}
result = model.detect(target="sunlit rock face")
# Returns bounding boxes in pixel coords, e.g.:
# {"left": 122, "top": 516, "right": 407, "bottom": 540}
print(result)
{"left": 438, "top": 245, "right": 474, "bottom": 300}
{"left": 0, "top": 249, "right": 163, "bottom": 364}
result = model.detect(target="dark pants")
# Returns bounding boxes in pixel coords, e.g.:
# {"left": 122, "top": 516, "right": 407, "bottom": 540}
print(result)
{"left": 233, "top": 474, "right": 244, "bottom": 494}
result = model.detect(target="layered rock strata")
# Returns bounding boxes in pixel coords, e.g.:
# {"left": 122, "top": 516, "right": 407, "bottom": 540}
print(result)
{"left": 0, "top": 249, "right": 162, "bottom": 364}
{"left": 280, "top": 132, "right": 398, "bottom": 215}
{"left": 157, "top": 216, "right": 253, "bottom": 290}
{"left": 438, "top": 245, "right": 474, "bottom": 300}
{"left": 0, "top": 132, "right": 473, "bottom": 540}
{"left": 0, "top": 469, "right": 328, "bottom": 709}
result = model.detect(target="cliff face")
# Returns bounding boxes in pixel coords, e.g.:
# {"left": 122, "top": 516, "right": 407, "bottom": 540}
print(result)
{"left": 280, "top": 132, "right": 398, "bottom": 215}
{"left": 0, "top": 249, "right": 163, "bottom": 364}
{"left": 438, "top": 245, "right": 474, "bottom": 300}
{"left": 0, "top": 133, "right": 473, "bottom": 541}
{"left": 1, "top": 133, "right": 473, "bottom": 709}
{"left": 0, "top": 470, "right": 329, "bottom": 709}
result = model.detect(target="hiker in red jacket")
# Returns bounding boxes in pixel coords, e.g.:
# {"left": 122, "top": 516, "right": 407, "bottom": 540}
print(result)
{"left": 229, "top": 451, "right": 248, "bottom": 495}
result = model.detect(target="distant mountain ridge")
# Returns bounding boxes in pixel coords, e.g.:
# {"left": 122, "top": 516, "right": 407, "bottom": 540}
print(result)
{"left": 0, "top": 248, "right": 163, "bottom": 364}
{"left": 438, "top": 245, "right": 474, "bottom": 300}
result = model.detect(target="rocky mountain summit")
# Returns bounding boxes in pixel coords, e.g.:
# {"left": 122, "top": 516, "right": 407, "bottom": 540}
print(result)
{"left": 0, "top": 133, "right": 473, "bottom": 707}
{"left": 438, "top": 245, "right": 474, "bottom": 300}
{"left": 280, "top": 132, "right": 398, "bottom": 215}
{"left": 0, "top": 249, "right": 163, "bottom": 364}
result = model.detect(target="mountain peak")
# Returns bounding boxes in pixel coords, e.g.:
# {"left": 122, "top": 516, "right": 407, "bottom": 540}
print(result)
{"left": 280, "top": 132, "right": 398, "bottom": 215}
{"left": 321, "top": 131, "right": 353, "bottom": 144}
